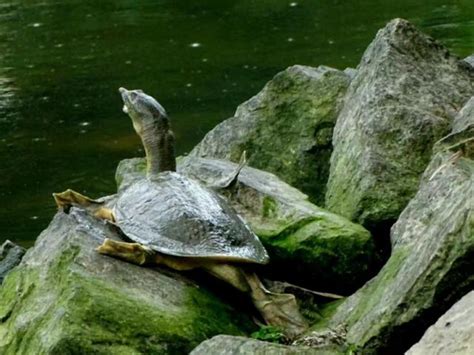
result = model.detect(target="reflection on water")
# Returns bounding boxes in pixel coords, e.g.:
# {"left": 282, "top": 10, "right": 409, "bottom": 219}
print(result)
{"left": 0, "top": 0, "right": 473, "bottom": 247}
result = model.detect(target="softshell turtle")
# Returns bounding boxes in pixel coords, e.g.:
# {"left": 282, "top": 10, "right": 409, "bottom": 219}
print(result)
{"left": 53, "top": 88, "right": 308, "bottom": 338}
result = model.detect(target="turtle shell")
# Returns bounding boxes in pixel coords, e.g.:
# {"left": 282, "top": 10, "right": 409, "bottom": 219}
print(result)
{"left": 113, "top": 172, "right": 269, "bottom": 264}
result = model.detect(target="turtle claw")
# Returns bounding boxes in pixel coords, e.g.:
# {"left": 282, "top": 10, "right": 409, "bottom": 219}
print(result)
{"left": 52, "top": 189, "right": 101, "bottom": 215}
{"left": 142, "top": 245, "right": 154, "bottom": 256}
{"left": 52, "top": 192, "right": 72, "bottom": 213}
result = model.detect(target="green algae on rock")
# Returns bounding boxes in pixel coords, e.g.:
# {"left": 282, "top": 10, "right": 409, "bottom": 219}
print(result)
{"left": 325, "top": 18, "right": 473, "bottom": 235}
{"left": 300, "top": 99, "right": 474, "bottom": 354}
{"left": 188, "top": 65, "right": 351, "bottom": 205}
{"left": 0, "top": 210, "right": 254, "bottom": 354}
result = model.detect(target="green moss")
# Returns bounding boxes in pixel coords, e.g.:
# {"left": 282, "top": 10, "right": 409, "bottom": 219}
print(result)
{"left": 193, "top": 66, "right": 350, "bottom": 205}
{"left": 339, "top": 247, "right": 410, "bottom": 333}
{"left": 309, "top": 299, "right": 345, "bottom": 331}
{"left": 262, "top": 196, "right": 278, "bottom": 219}
{"left": 0, "top": 242, "right": 253, "bottom": 354}
{"left": 251, "top": 326, "right": 287, "bottom": 344}
{"left": 258, "top": 216, "right": 375, "bottom": 293}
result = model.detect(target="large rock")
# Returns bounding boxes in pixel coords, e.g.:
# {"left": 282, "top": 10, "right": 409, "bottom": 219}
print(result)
{"left": 190, "top": 335, "right": 337, "bottom": 355}
{"left": 0, "top": 209, "right": 253, "bottom": 354}
{"left": 301, "top": 100, "right": 474, "bottom": 353}
{"left": 116, "top": 157, "right": 376, "bottom": 294}
{"left": 325, "top": 18, "right": 473, "bottom": 235}
{"left": 0, "top": 240, "right": 26, "bottom": 284}
{"left": 406, "top": 291, "right": 474, "bottom": 355}
{"left": 189, "top": 65, "right": 351, "bottom": 205}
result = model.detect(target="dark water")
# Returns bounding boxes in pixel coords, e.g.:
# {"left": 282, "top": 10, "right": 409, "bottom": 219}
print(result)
{"left": 0, "top": 0, "right": 473, "bottom": 247}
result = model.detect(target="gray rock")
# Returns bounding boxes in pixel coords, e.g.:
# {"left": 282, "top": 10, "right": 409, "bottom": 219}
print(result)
{"left": 464, "top": 54, "right": 474, "bottom": 67}
{"left": 325, "top": 18, "right": 473, "bottom": 233}
{"left": 0, "top": 240, "right": 26, "bottom": 284}
{"left": 301, "top": 101, "right": 474, "bottom": 353}
{"left": 0, "top": 209, "right": 253, "bottom": 354}
{"left": 189, "top": 65, "right": 351, "bottom": 205}
{"left": 452, "top": 96, "right": 474, "bottom": 133}
{"left": 343, "top": 67, "right": 357, "bottom": 80}
{"left": 190, "top": 335, "right": 338, "bottom": 355}
{"left": 117, "top": 156, "right": 375, "bottom": 293}
{"left": 406, "top": 291, "right": 474, "bottom": 355}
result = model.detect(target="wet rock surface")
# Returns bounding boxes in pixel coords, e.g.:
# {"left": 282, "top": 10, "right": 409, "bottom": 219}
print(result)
{"left": 406, "top": 291, "right": 474, "bottom": 355}
{"left": 189, "top": 65, "right": 351, "bottom": 205}
{"left": 0, "top": 210, "right": 253, "bottom": 354}
{"left": 0, "top": 240, "right": 26, "bottom": 284}
{"left": 325, "top": 18, "right": 473, "bottom": 237}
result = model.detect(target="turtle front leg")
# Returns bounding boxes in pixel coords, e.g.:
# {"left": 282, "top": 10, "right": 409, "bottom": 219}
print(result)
{"left": 53, "top": 189, "right": 101, "bottom": 212}
{"left": 97, "top": 238, "right": 155, "bottom": 265}
{"left": 53, "top": 189, "right": 114, "bottom": 221}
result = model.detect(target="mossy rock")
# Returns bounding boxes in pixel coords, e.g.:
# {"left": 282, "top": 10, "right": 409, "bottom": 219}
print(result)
{"left": 188, "top": 65, "right": 351, "bottom": 205}
{"left": 300, "top": 97, "right": 474, "bottom": 353}
{"left": 325, "top": 19, "right": 473, "bottom": 236}
{"left": 0, "top": 210, "right": 254, "bottom": 354}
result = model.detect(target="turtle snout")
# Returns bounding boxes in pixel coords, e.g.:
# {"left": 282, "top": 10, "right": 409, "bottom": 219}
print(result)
{"left": 119, "top": 87, "right": 130, "bottom": 113}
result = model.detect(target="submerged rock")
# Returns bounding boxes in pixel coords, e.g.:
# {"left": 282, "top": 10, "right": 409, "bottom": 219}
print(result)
{"left": 406, "top": 291, "right": 474, "bottom": 355}
{"left": 301, "top": 99, "right": 474, "bottom": 353}
{"left": 117, "top": 156, "right": 376, "bottom": 294}
{"left": 190, "top": 335, "right": 336, "bottom": 355}
{"left": 0, "top": 209, "right": 253, "bottom": 354}
{"left": 325, "top": 18, "right": 473, "bottom": 237}
{"left": 0, "top": 240, "right": 26, "bottom": 284}
{"left": 189, "top": 65, "right": 351, "bottom": 205}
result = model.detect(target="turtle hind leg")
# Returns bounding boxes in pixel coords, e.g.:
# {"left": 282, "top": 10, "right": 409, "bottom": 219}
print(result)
{"left": 202, "top": 264, "right": 308, "bottom": 339}
{"left": 52, "top": 189, "right": 114, "bottom": 221}
{"left": 244, "top": 271, "right": 308, "bottom": 339}
{"left": 97, "top": 238, "right": 155, "bottom": 265}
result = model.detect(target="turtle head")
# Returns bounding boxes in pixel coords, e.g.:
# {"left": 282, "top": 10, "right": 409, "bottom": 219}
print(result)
{"left": 119, "top": 87, "right": 176, "bottom": 175}
{"left": 119, "top": 87, "right": 168, "bottom": 135}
